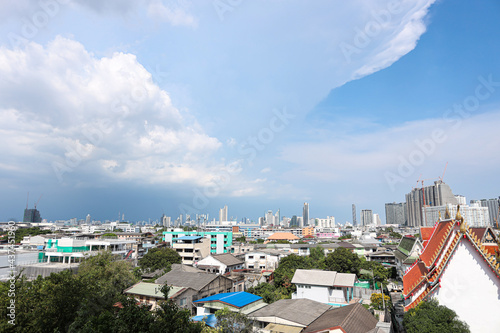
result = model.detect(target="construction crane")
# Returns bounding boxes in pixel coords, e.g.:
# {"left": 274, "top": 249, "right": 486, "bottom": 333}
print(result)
{"left": 439, "top": 162, "right": 448, "bottom": 182}
{"left": 34, "top": 194, "right": 43, "bottom": 209}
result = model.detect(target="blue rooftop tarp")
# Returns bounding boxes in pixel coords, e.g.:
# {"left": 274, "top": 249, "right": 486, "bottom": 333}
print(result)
{"left": 192, "top": 314, "right": 217, "bottom": 327}
{"left": 193, "top": 292, "right": 262, "bottom": 308}
{"left": 177, "top": 236, "right": 203, "bottom": 241}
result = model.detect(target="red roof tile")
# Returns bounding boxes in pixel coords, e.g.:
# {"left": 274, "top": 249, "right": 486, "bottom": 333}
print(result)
{"left": 419, "top": 221, "right": 454, "bottom": 268}
{"left": 420, "top": 227, "right": 434, "bottom": 242}
{"left": 403, "top": 261, "right": 428, "bottom": 295}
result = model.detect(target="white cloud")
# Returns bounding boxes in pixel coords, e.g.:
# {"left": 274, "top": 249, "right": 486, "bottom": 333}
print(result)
{"left": 0, "top": 36, "right": 223, "bottom": 188}
{"left": 147, "top": 0, "right": 197, "bottom": 27}
{"left": 279, "top": 110, "right": 500, "bottom": 194}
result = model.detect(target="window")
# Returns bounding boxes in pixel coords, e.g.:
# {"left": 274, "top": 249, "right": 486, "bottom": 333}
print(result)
{"left": 260, "top": 256, "right": 266, "bottom": 259}
{"left": 248, "top": 255, "right": 254, "bottom": 259}
{"left": 180, "top": 298, "right": 186, "bottom": 306}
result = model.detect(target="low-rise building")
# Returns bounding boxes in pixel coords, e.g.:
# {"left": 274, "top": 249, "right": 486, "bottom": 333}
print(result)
{"left": 291, "top": 269, "right": 358, "bottom": 306}
{"left": 196, "top": 253, "right": 244, "bottom": 274}
{"left": 249, "top": 298, "right": 331, "bottom": 331}
{"left": 173, "top": 235, "right": 210, "bottom": 265}
{"left": 193, "top": 291, "right": 267, "bottom": 316}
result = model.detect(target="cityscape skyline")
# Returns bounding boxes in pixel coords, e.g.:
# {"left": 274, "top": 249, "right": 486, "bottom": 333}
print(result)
{"left": 1, "top": 1, "right": 500, "bottom": 226}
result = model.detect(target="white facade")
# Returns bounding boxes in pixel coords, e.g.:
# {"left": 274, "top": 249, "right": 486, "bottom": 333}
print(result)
{"left": 244, "top": 251, "right": 280, "bottom": 270}
{"left": 316, "top": 216, "right": 335, "bottom": 228}
{"left": 433, "top": 240, "right": 500, "bottom": 333}
{"left": 423, "top": 203, "right": 490, "bottom": 227}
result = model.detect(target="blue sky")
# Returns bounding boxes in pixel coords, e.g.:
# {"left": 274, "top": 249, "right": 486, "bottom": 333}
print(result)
{"left": 1, "top": 0, "right": 499, "bottom": 224}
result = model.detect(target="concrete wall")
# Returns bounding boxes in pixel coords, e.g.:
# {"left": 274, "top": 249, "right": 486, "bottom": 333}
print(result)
{"left": 434, "top": 240, "right": 500, "bottom": 333}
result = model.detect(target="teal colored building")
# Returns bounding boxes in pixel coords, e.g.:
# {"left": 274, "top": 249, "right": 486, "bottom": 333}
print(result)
{"left": 163, "top": 231, "right": 232, "bottom": 254}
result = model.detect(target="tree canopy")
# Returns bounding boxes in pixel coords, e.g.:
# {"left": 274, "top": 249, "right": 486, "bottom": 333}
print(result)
{"left": 139, "top": 247, "right": 182, "bottom": 273}
{"left": 0, "top": 251, "right": 204, "bottom": 332}
{"left": 325, "top": 247, "right": 361, "bottom": 275}
{"left": 403, "top": 299, "right": 470, "bottom": 333}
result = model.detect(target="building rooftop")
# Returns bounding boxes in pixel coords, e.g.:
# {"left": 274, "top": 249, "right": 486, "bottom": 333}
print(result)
{"left": 267, "top": 232, "right": 300, "bottom": 241}
{"left": 249, "top": 298, "right": 331, "bottom": 327}
{"left": 292, "top": 269, "right": 357, "bottom": 288}
{"left": 155, "top": 270, "right": 222, "bottom": 291}
{"left": 123, "top": 281, "right": 186, "bottom": 299}
{"left": 211, "top": 253, "right": 244, "bottom": 266}
{"left": 302, "top": 303, "right": 378, "bottom": 333}
{"left": 193, "top": 291, "right": 262, "bottom": 308}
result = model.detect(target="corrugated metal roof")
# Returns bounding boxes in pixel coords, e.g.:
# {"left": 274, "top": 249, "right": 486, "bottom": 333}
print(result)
{"left": 193, "top": 291, "right": 262, "bottom": 308}
{"left": 123, "top": 282, "right": 185, "bottom": 299}
{"left": 292, "top": 269, "right": 337, "bottom": 287}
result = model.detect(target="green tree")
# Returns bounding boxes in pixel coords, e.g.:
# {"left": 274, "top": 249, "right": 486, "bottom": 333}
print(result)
{"left": 152, "top": 285, "right": 204, "bottom": 332}
{"left": 307, "top": 246, "right": 326, "bottom": 269}
{"left": 139, "top": 247, "right": 182, "bottom": 273}
{"left": 214, "top": 308, "right": 253, "bottom": 333}
{"left": 359, "top": 258, "right": 389, "bottom": 287}
{"left": 325, "top": 247, "right": 361, "bottom": 275}
{"left": 338, "top": 234, "right": 352, "bottom": 240}
{"left": 403, "top": 299, "right": 470, "bottom": 333}
{"left": 235, "top": 236, "right": 246, "bottom": 243}
{"left": 102, "top": 233, "right": 117, "bottom": 238}
{"left": 274, "top": 254, "right": 310, "bottom": 295}
{"left": 247, "top": 283, "right": 289, "bottom": 304}
{"left": 370, "top": 292, "right": 390, "bottom": 311}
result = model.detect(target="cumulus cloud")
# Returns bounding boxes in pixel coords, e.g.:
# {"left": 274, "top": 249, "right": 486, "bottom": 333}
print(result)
{"left": 0, "top": 36, "right": 222, "bottom": 187}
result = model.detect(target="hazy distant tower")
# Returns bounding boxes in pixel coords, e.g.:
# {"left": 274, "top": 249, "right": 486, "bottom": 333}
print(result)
{"left": 219, "top": 205, "right": 228, "bottom": 223}
{"left": 303, "top": 202, "right": 309, "bottom": 227}
{"left": 352, "top": 204, "right": 357, "bottom": 226}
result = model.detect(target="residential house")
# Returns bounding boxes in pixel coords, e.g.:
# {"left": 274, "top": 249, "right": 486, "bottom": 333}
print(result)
{"left": 366, "top": 248, "right": 396, "bottom": 266}
{"left": 123, "top": 281, "right": 193, "bottom": 311}
{"left": 248, "top": 298, "right": 331, "bottom": 331}
{"left": 193, "top": 291, "right": 267, "bottom": 316}
{"left": 291, "top": 269, "right": 358, "bottom": 306}
{"left": 244, "top": 249, "right": 288, "bottom": 270}
{"left": 196, "top": 253, "right": 244, "bottom": 274}
{"left": 302, "top": 303, "right": 379, "bottom": 333}
{"left": 403, "top": 212, "right": 500, "bottom": 332}
{"left": 266, "top": 232, "right": 300, "bottom": 243}
{"left": 155, "top": 269, "right": 235, "bottom": 314}
{"left": 394, "top": 236, "right": 423, "bottom": 279}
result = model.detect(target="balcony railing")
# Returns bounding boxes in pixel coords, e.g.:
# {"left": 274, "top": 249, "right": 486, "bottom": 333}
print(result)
{"left": 328, "top": 297, "right": 347, "bottom": 304}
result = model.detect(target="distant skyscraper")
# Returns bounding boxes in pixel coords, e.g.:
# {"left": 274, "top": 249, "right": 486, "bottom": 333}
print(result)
{"left": 303, "top": 202, "right": 309, "bottom": 227}
{"left": 161, "top": 214, "right": 171, "bottom": 227}
{"left": 373, "top": 213, "right": 382, "bottom": 226}
{"left": 479, "top": 198, "right": 500, "bottom": 226}
{"left": 23, "top": 208, "right": 41, "bottom": 223}
{"left": 86, "top": 214, "right": 91, "bottom": 224}
{"left": 352, "top": 204, "right": 357, "bottom": 226}
{"left": 360, "top": 209, "right": 373, "bottom": 226}
{"left": 266, "top": 210, "right": 275, "bottom": 225}
{"left": 385, "top": 202, "right": 406, "bottom": 225}
{"left": 219, "top": 205, "right": 228, "bottom": 223}
{"left": 290, "top": 215, "right": 299, "bottom": 227}
{"left": 406, "top": 180, "right": 458, "bottom": 227}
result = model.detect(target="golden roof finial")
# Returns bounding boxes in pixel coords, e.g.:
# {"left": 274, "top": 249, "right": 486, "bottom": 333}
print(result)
{"left": 438, "top": 211, "right": 442, "bottom": 220}
{"left": 457, "top": 205, "right": 466, "bottom": 233}
{"left": 445, "top": 206, "right": 450, "bottom": 219}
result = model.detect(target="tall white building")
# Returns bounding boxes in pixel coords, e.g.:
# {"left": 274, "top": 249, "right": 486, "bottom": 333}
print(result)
{"left": 373, "top": 213, "right": 382, "bottom": 226}
{"left": 455, "top": 195, "right": 467, "bottom": 205}
{"left": 316, "top": 216, "right": 335, "bottom": 228}
{"left": 423, "top": 203, "right": 490, "bottom": 227}
{"left": 219, "top": 205, "right": 228, "bottom": 223}
{"left": 86, "top": 214, "right": 91, "bottom": 224}
{"left": 303, "top": 202, "right": 309, "bottom": 227}
{"left": 360, "top": 209, "right": 373, "bottom": 226}
{"left": 162, "top": 215, "right": 171, "bottom": 227}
